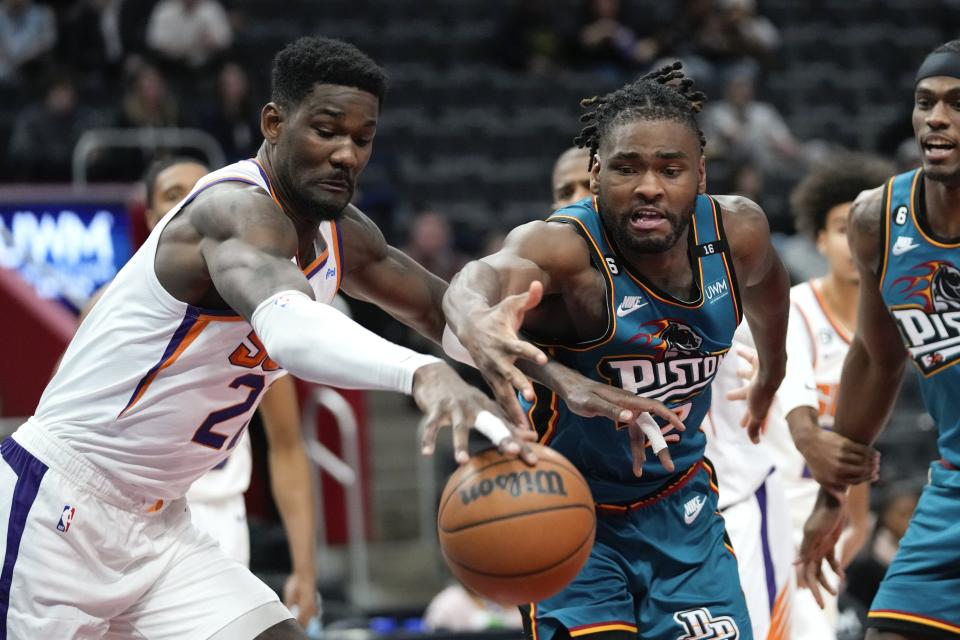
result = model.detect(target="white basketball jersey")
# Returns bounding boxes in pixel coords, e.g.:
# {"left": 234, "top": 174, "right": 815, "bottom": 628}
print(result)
{"left": 186, "top": 431, "right": 253, "bottom": 502}
{"left": 703, "top": 322, "right": 778, "bottom": 509}
{"left": 765, "top": 279, "right": 851, "bottom": 534}
{"left": 29, "top": 159, "right": 342, "bottom": 501}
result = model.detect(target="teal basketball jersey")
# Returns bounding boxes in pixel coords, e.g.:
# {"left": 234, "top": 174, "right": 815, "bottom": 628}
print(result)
{"left": 525, "top": 196, "right": 742, "bottom": 504}
{"left": 880, "top": 169, "right": 960, "bottom": 468}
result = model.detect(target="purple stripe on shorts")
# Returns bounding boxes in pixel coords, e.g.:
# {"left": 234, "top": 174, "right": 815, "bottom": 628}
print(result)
{"left": 0, "top": 438, "right": 48, "bottom": 639}
{"left": 755, "top": 478, "right": 777, "bottom": 613}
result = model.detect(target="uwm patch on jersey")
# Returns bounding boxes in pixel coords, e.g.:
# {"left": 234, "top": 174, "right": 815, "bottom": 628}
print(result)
{"left": 597, "top": 319, "right": 727, "bottom": 404}
{"left": 890, "top": 260, "right": 960, "bottom": 375}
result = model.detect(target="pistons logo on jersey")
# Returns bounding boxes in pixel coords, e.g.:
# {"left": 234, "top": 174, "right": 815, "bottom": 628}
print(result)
{"left": 598, "top": 320, "right": 725, "bottom": 404}
{"left": 891, "top": 260, "right": 960, "bottom": 375}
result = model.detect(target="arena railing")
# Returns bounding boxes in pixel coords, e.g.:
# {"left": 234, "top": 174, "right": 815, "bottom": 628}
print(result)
{"left": 71, "top": 128, "right": 226, "bottom": 187}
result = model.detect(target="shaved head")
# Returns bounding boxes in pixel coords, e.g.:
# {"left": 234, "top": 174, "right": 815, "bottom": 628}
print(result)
{"left": 551, "top": 147, "right": 593, "bottom": 211}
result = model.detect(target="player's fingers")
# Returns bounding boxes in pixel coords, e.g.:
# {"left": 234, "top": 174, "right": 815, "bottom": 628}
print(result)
{"left": 656, "top": 446, "right": 675, "bottom": 473}
{"left": 736, "top": 345, "right": 759, "bottom": 365}
{"left": 419, "top": 412, "right": 443, "bottom": 455}
{"left": 735, "top": 366, "right": 754, "bottom": 381}
{"left": 488, "top": 375, "right": 531, "bottom": 429}
{"left": 518, "top": 280, "right": 545, "bottom": 312}
{"left": 826, "top": 550, "right": 845, "bottom": 585}
{"left": 585, "top": 396, "right": 635, "bottom": 423}
{"left": 451, "top": 408, "right": 470, "bottom": 465}
{"left": 628, "top": 423, "right": 646, "bottom": 477}
{"left": 664, "top": 434, "right": 681, "bottom": 443}
{"left": 507, "top": 339, "right": 549, "bottom": 368}
{"left": 504, "top": 365, "right": 537, "bottom": 403}
{"left": 745, "top": 417, "right": 762, "bottom": 443}
{"left": 642, "top": 402, "right": 686, "bottom": 432}
{"left": 725, "top": 387, "right": 748, "bottom": 401}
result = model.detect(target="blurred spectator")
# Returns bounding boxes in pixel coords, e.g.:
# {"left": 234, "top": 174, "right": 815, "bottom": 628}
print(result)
{"left": 118, "top": 62, "right": 179, "bottom": 128}
{"left": 551, "top": 146, "right": 591, "bottom": 211}
{"left": 146, "top": 0, "right": 231, "bottom": 71}
{"left": 493, "top": 0, "right": 572, "bottom": 74}
{"left": 58, "top": 0, "right": 127, "bottom": 90}
{"left": 0, "top": 0, "right": 56, "bottom": 86}
{"left": 690, "top": 0, "right": 779, "bottom": 67}
{"left": 576, "top": 0, "right": 660, "bottom": 75}
{"left": 7, "top": 74, "right": 99, "bottom": 181}
{"left": 702, "top": 68, "right": 804, "bottom": 173}
{"left": 400, "top": 211, "right": 468, "bottom": 282}
{"left": 199, "top": 62, "right": 259, "bottom": 162}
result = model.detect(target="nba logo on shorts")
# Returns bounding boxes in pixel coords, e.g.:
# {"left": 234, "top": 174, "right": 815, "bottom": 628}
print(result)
{"left": 57, "top": 505, "right": 75, "bottom": 533}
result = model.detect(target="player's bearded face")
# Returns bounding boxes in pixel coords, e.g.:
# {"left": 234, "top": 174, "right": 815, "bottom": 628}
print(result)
{"left": 277, "top": 84, "right": 378, "bottom": 220}
{"left": 595, "top": 119, "right": 704, "bottom": 254}
{"left": 913, "top": 76, "right": 960, "bottom": 186}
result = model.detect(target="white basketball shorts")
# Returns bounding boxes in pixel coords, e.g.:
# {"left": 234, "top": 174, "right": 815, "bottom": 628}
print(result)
{"left": 188, "top": 493, "right": 250, "bottom": 567}
{"left": 0, "top": 424, "right": 292, "bottom": 639}
{"left": 722, "top": 467, "right": 794, "bottom": 640}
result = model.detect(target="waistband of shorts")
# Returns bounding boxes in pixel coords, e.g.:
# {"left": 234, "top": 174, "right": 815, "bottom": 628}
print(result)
{"left": 595, "top": 459, "right": 716, "bottom": 514}
{"left": 13, "top": 419, "right": 172, "bottom": 513}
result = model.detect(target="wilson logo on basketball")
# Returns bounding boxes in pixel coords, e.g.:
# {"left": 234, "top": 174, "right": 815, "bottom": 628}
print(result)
{"left": 459, "top": 469, "right": 567, "bottom": 506}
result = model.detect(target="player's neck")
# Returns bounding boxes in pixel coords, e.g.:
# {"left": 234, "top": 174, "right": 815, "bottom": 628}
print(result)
{"left": 923, "top": 177, "right": 960, "bottom": 240}
{"left": 620, "top": 228, "right": 695, "bottom": 298}
{"left": 818, "top": 274, "right": 857, "bottom": 333}
{"left": 255, "top": 148, "right": 321, "bottom": 242}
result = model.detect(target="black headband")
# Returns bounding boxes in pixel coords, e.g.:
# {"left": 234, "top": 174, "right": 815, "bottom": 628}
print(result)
{"left": 916, "top": 50, "right": 960, "bottom": 85}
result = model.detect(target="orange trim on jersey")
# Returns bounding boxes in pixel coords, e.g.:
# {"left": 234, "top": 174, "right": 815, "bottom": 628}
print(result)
{"left": 540, "top": 213, "right": 617, "bottom": 351}
{"left": 596, "top": 460, "right": 702, "bottom": 513}
{"left": 118, "top": 312, "right": 243, "bottom": 419}
{"left": 878, "top": 176, "right": 896, "bottom": 290}
{"left": 767, "top": 585, "right": 791, "bottom": 640}
{"left": 792, "top": 300, "right": 819, "bottom": 370}
{"left": 330, "top": 219, "right": 343, "bottom": 291}
{"left": 146, "top": 499, "right": 164, "bottom": 513}
{"left": 809, "top": 279, "right": 853, "bottom": 344}
{"left": 302, "top": 248, "right": 330, "bottom": 278}
{"left": 724, "top": 543, "right": 737, "bottom": 558}
{"left": 569, "top": 622, "right": 638, "bottom": 637}
{"left": 702, "top": 459, "right": 720, "bottom": 494}
{"left": 601, "top": 213, "right": 707, "bottom": 310}
{"left": 908, "top": 171, "right": 960, "bottom": 249}
{"left": 529, "top": 602, "right": 538, "bottom": 640}
{"left": 540, "top": 392, "right": 560, "bottom": 445}
{"left": 250, "top": 158, "right": 285, "bottom": 210}
{"left": 869, "top": 610, "right": 960, "bottom": 634}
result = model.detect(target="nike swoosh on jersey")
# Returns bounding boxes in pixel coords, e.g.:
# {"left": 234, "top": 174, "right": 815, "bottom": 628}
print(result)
{"left": 892, "top": 236, "right": 921, "bottom": 255}
{"left": 616, "top": 299, "right": 648, "bottom": 317}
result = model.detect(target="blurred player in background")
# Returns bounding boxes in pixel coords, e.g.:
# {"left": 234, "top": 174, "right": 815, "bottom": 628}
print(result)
{"left": 765, "top": 154, "right": 891, "bottom": 638}
{"left": 78, "top": 156, "right": 319, "bottom": 626}
{"left": 551, "top": 146, "right": 592, "bottom": 211}
{"left": 800, "top": 40, "right": 960, "bottom": 639}
{"left": 445, "top": 62, "right": 791, "bottom": 640}
{"left": 0, "top": 37, "right": 535, "bottom": 640}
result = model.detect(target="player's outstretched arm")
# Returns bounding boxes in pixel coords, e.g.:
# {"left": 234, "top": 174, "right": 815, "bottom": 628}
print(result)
{"left": 718, "top": 196, "right": 790, "bottom": 441}
{"left": 337, "top": 206, "right": 448, "bottom": 343}
{"left": 188, "top": 188, "right": 533, "bottom": 464}
{"left": 258, "top": 375, "right": 317, "bottom": 627}
{"left": 798, "top": 186, "right": 907, "bottom": 606}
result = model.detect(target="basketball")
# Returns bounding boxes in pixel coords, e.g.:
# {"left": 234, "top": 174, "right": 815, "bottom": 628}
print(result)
{"left": 437, "top": 443, "right": 595, "bottom": 604}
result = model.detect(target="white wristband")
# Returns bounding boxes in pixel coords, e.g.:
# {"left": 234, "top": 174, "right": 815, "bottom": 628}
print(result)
{"left": 636, "top": 412, "right": 668, "bottom": 454}
{"left": 473, "top": 410, "right": 512, "bottom": 447}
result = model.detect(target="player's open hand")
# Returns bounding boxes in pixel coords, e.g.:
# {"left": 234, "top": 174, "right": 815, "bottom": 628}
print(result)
{"left": 414, "top": 362, "right": 538, "bottom": 465}
{"left": 725, "top": 346, "right": 759, "bottom": 402}
{"left": 460, "top": 281, "right": 547, "bottom": 430}
{"left": 627, "top": 413, "right": 684, "bottom": 477}
{"left": 283, "top": 573, "right": 317, "bottom": 627}
{"left": 797, "top": 428, "right": 880, "bottom": 490}
{"left": 796, "top": 490, "right": 847, "bottom": 609}
{"left": 740, "top": 372, "right": 779, "bottom": 443}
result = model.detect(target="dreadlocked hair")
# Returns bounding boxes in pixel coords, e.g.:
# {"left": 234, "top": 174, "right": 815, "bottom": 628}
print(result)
{"left": 574, "top": 61, "right": 707, "bottom": 171}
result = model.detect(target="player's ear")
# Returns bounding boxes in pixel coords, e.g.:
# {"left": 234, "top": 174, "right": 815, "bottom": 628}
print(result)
{"left": 697, "top": 155, "right": 706, "bottom": 194}
{"left": 260, "top": 102, "right": 284, "bottom": 142}
{"left": 590, "top": 156, "right": 600, "bottom": 194}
